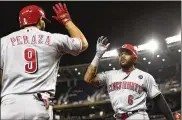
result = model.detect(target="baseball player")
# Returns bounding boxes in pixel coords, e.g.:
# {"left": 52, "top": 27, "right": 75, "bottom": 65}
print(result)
{"left": 84, "top": 36, "right": 174, "bottom": 120}
{"left": 1, "top": 3, "right": 88, "bottom": 120}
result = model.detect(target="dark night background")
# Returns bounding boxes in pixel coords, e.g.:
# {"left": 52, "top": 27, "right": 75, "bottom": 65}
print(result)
{"left": 0, "top": 1, "right": 181, "bottom": 66}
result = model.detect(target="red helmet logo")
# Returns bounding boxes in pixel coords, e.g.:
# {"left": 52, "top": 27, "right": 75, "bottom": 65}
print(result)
{"left": 120, "top": 44, "right": 138, "bottom": 57}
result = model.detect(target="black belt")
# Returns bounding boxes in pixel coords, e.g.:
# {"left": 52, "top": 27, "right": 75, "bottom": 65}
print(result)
{"left": 114, "top": 110, "right": 146, "bottom": 120}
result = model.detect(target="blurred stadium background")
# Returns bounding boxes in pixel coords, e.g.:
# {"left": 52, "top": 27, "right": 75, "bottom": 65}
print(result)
{"left": 0, "top": 1, "right": 180, "bottom": 120}
{"left": 52, "top": 33, "right": 181, "bottom": 120}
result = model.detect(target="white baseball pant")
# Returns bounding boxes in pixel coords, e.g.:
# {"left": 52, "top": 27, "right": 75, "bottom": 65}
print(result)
{"left": 1, "top": 94, "right": 50, "bottom": 120}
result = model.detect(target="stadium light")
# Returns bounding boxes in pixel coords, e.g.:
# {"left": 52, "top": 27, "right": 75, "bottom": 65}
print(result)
{"left": 91, "top": 106, "right": 95, "bottom": 109}
{"left": 99, "top": 111, "right": 104, "bottom": 116}
{"left": 135, "top": 39, "right": 159, "bottom": 53}
{"left": 143, "top": 58, "right": 146, "bottom": 60}
{"left": 165, "top": 33, "right": 181, "bottom": 44}
{"left": 55, "top": 115, "right": 60, "bottom": 120}
{"left": 78, "top": 72, "right": 81, "bottom": 75}
{"left": 102, "top": 39, "right": 161, "bottom": 58}
{"left": 162, "top": 59, "right": 165, "bottom": 62}
{"left": 135, "top": 44, "right": 146, "bottom": 51}
{"left": 147, "top": 40, "right": 159, "bottom": 52}
{"left": 113, "top": 67, "right": 115, "bottom": 70}
{"left": 75, "top": 68, "right": 77, "bottom": 71}
{"left": 57, "top": 74, "right": 60, "bottom": 77}
{"left": 109, "top": 63, "right": 112, "bottom": 66}
{"left": 148, "top": 61, "right": 151, "bottom": 64}
{"left": 102, "top": 49, "right": 118, "bottom": 58}
{"left": 178, "top": 49, "right": 181, "bottom": 52}
{"left": 157, "top": 55, "right": 160, "bottom": 58}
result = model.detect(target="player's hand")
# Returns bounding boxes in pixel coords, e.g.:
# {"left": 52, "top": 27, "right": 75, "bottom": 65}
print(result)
{"left": 96, "top": 36, "right": 110, "bottom": 57}
{"left": 52, "top": 3, "right": 71, "bottom": 25}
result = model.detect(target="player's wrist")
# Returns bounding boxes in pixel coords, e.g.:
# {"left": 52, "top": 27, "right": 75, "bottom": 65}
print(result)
{"left": 64, "top": 19, "right": 71, "bottom": 25}
{"left": 95, "top": 52, "right": 103, "bottom": 58}
{"left": 61, "top": 15, "right": 72, "bottom": 25}
{"left": 91, "top": 54, "right": 101, "bottom": 67}
{"left": 64, "top": 21, "right": 75, "bottom": 29}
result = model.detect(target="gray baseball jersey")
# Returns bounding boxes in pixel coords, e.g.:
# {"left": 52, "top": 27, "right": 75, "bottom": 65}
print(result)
{"left": 1, "top": 27, "right": 82, "bottom": 98}
{"left": 97, "top": 68, "right": 161, "bottom": 114}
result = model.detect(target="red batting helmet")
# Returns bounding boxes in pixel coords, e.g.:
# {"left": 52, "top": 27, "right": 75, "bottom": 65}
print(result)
{"left": 19, "top": 5, "right": 50, "bottom": 28}
{"left": 118, "top": 44, "right": 138, "bottom": 57}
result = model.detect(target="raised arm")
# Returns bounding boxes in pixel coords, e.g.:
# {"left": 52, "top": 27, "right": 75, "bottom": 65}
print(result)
{"left": 52, "top": 3, "right": 88, "bottom": 52}
{"left": 84, "top": 36, "right": 110, "bottom": 87}
{"left": 84, "top": 65, "right": 101, "bottom": 87}
{"left": 65, "top": 21, "right": 88, "bottom": 52}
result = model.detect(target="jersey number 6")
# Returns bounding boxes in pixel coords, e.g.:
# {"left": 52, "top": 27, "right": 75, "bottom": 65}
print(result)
{"left": 128, "top": 95, "right": 134, "bottom": 105}
{"left": 24, "top": 48, "right": 38, "bottom": 73}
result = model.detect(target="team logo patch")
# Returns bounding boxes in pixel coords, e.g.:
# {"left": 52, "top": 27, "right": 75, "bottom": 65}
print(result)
{"left": 138, "top": 75, "right": 143, "bottom": 79}
{"left": 122, "top": 44, "right": 127, "bottom": 48}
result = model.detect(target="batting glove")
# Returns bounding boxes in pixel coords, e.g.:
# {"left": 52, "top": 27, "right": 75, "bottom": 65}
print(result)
{"left": 52, "top": 3, "right": 71, "bottom": 25}
{"left": 96, "top": 36, "right": 110, "bottom": 58}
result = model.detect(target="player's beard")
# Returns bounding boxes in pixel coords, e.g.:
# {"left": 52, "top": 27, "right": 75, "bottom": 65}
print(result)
{"left": 119, "top": 59, "right": 134, "bottom": 70}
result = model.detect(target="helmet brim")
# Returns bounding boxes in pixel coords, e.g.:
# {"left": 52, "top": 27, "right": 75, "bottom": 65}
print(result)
{"left": 117, "top": 47, "right": 137, "bottom": 57}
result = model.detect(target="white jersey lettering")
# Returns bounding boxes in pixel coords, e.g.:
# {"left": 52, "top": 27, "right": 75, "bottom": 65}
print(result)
{"left": 10, "top": 34, "right": 51, "bottom": 46}
{"left": 1, "top": 27, "right": 82, "bottom": 97}
{"left": 97, "top": 68, "right": 161, "bottom": 114}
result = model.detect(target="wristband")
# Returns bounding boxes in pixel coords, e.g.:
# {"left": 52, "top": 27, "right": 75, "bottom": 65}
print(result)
{"left": 91, "top": 54, "right": 101, "bottom": 67}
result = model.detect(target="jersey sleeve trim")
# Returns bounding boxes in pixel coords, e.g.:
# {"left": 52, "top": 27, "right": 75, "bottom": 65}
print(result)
{"left": 70, "top": 37, "right": 82, "bottom": 56}
{"left": 150, "top": 92, "right": 161, "bottom": 99}
{"left": 97, "top": 72, "right": 107, "bottom": 86}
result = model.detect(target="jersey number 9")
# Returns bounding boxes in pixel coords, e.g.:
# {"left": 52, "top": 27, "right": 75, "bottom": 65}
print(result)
{"left": 24, "top": 48, "right": 38, "bottom": 73}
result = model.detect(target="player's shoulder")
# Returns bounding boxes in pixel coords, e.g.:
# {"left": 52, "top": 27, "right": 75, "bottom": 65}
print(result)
{"left": 41, "top": 30, "right": 68, "bottom": 40}
{"left": 0, "top": 30, "right": 18, "bottom": 44}
{"left": 51, "top": 32, "right": 69, "bottom": 39}
{"left": 32, "top": 28, "right": 54, "bottom": 36}
{"left": 23, "top": 28, "right": 66, "bottom": 39}
{"left": 104, "top": 69, "right": 120, "bottom": 75}
{"left": 1, "top": 29, "right": 27, "bottom": 40}
{"left": 1, "top": 31, "right": 17, "bottom": 40}
{"left": 135, "top": 68, "right": 148, "bottom": 75}
{"left": 135, "top": 68, "right": 154, "bottom": 79}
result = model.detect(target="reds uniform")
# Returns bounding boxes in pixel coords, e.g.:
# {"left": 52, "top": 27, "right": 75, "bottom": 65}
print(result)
{"left": 85, "top": 37, "right": 173, "bottom": 120}
{"left": 0, "top": 27, "right": 82, "bottom": 119}
{"left": 97, "top": 68, "right": 161, "bottom": 120}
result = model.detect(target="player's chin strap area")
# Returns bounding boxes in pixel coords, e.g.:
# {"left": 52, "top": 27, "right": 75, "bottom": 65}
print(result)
{"left": 33, "top": 92, "right": 55, "bottom": 110}
{"left": 113, "top": 109, "right": 146, "bottom": 120}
